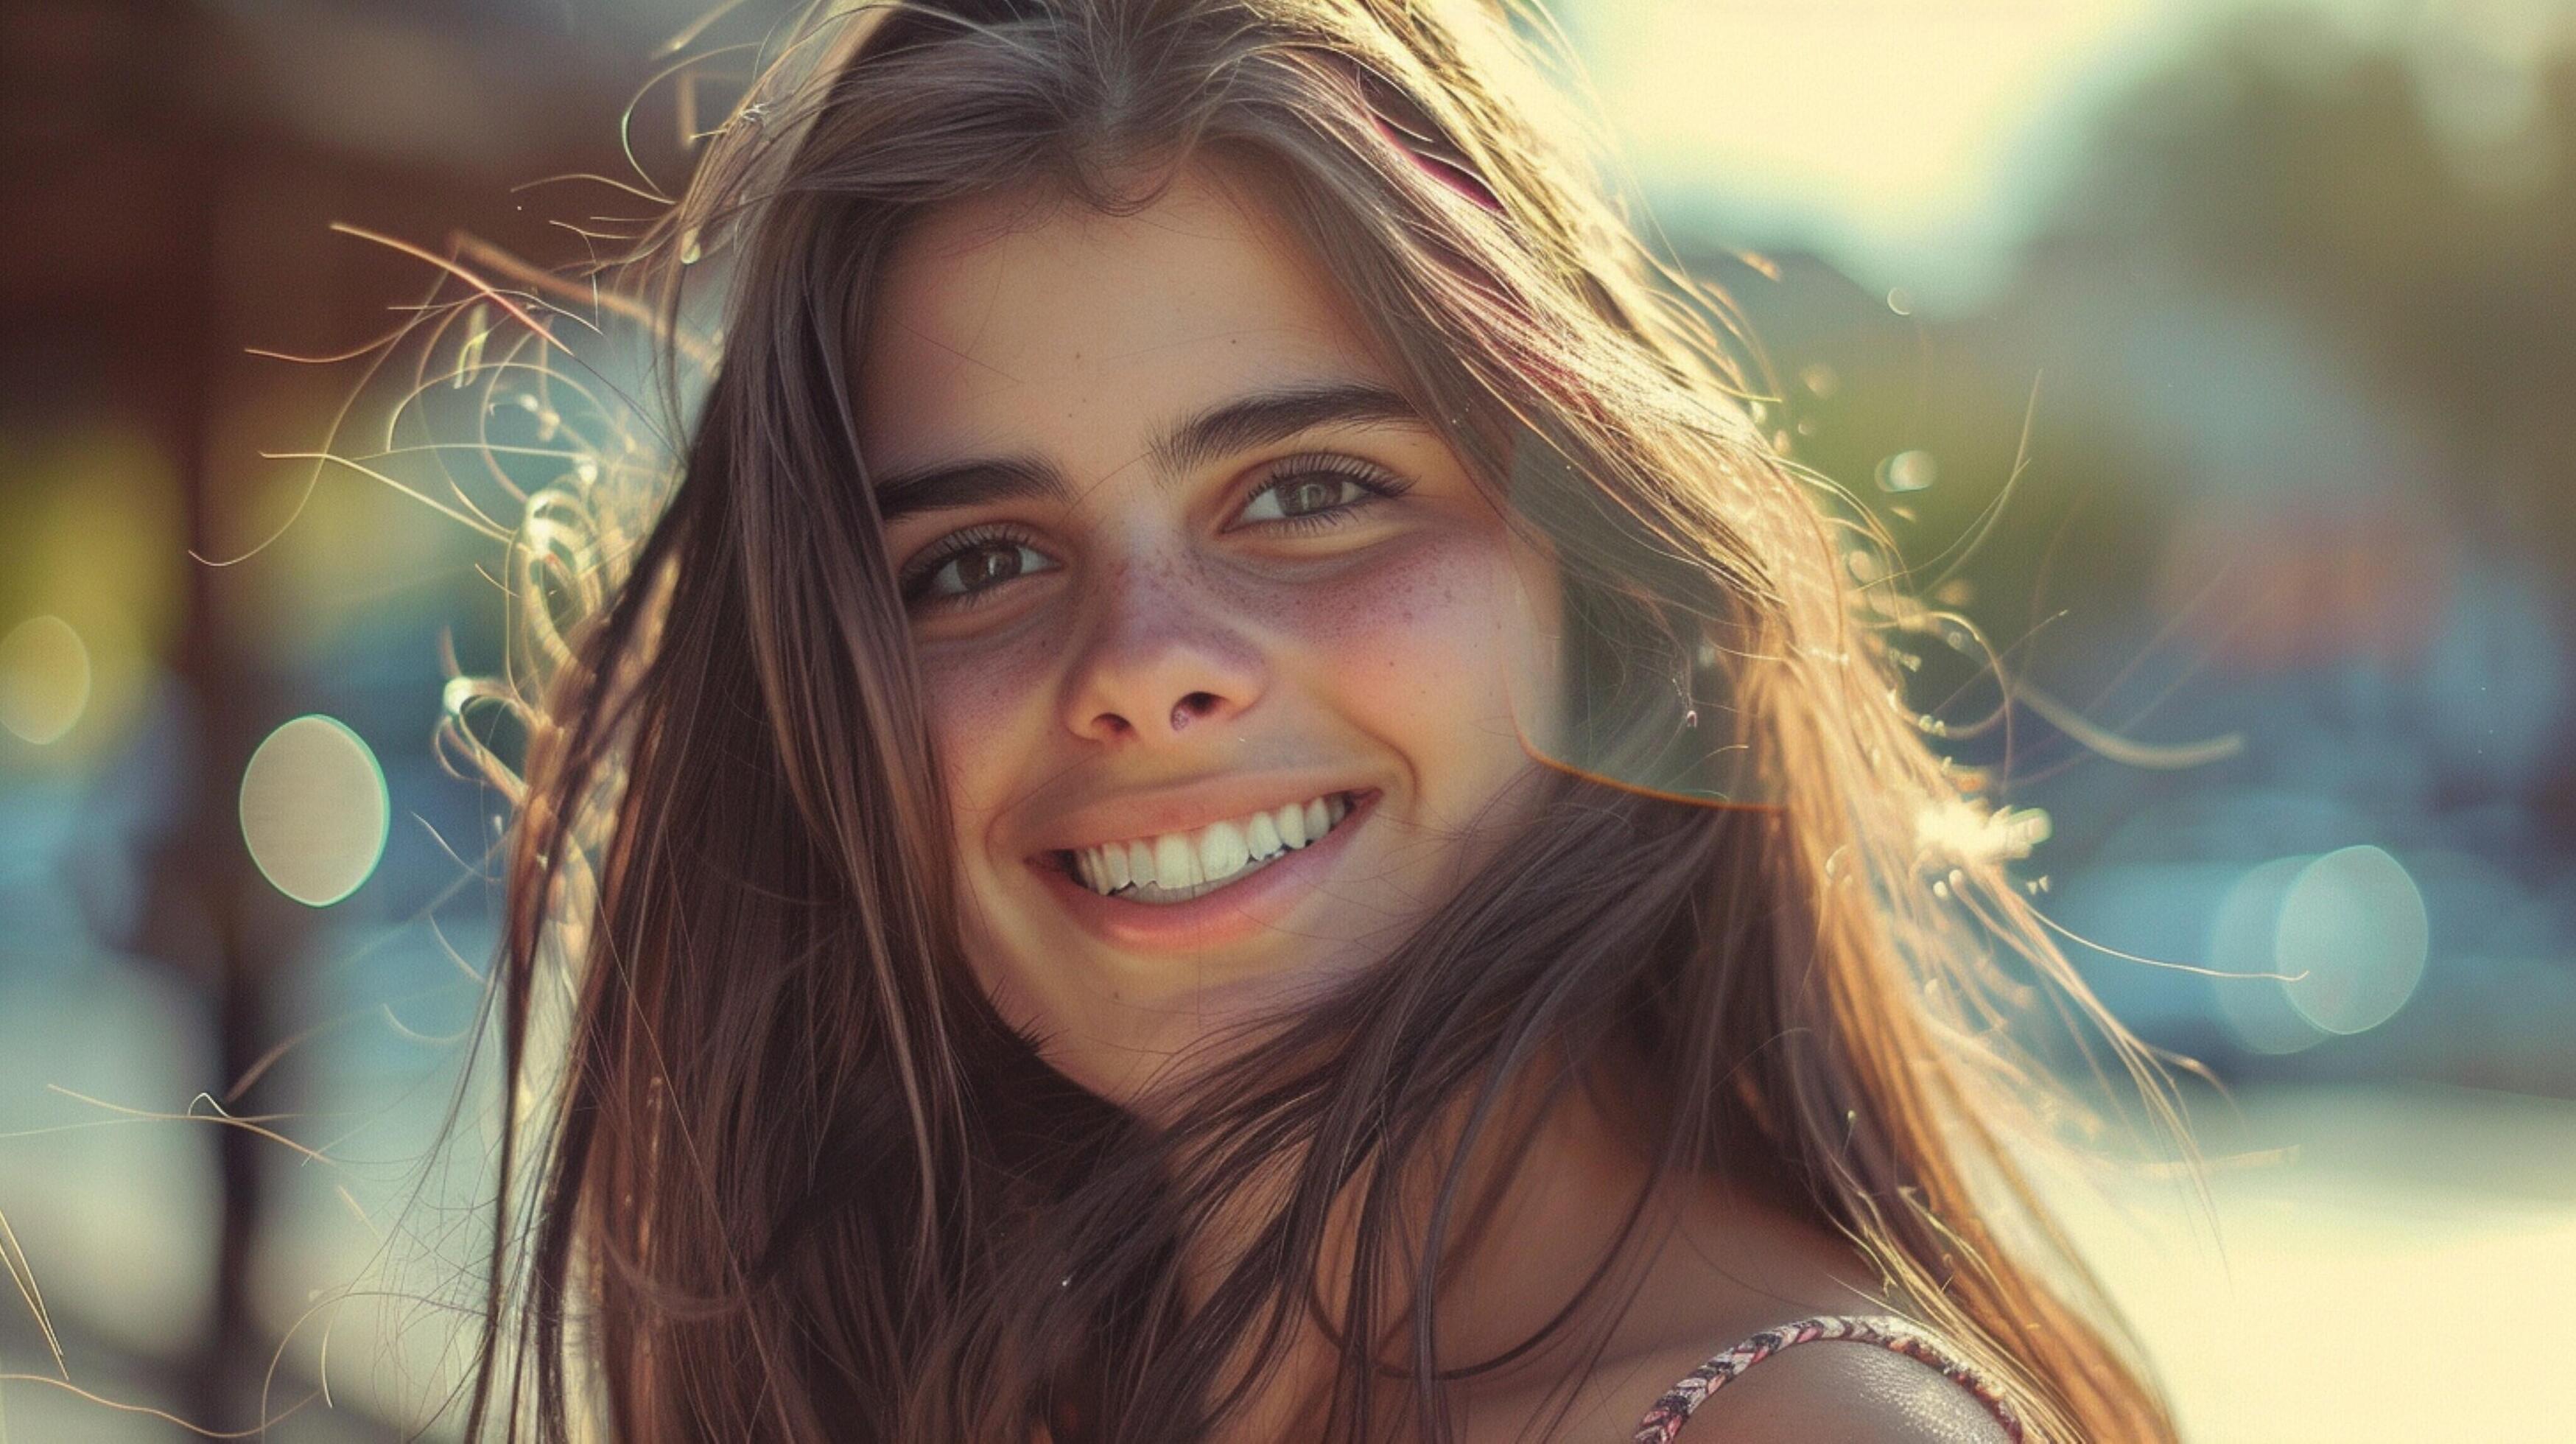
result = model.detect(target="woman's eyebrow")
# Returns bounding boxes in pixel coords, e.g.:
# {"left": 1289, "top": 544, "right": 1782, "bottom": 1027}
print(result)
{"left": 1150, "top": 381, "right": 1422, "bottom": 475}
{"left": 871, "top": 455, "right": 1067, "bottom": 523}
{"left": 869, "top": 381, "right": 1421, "bottom": 523}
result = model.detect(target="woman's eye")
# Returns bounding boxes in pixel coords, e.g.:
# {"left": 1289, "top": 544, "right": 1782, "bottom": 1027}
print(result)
{"left": 1236, "top": 467, "right": 1391, "bottom": 525}
{"left": 910, "top": 536, "right": 1058, "bottom": 604}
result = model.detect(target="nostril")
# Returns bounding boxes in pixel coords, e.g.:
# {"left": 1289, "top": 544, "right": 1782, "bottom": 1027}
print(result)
{"left": 1169, "top": 691, "right": 1221, "bottom": 732}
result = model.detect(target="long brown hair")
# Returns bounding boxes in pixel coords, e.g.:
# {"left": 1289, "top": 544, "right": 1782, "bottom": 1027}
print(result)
{"left": 445, "top": 0, "right": 2182, "bottom": 1437}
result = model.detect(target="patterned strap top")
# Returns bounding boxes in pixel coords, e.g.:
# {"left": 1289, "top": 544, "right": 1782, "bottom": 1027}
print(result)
{"left": 1631, "top": 1315, "right": 2025, "bottom": 1443}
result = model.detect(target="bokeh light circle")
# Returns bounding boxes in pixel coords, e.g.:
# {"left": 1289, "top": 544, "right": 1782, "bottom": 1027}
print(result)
{"left": 239, "top": 714, "right": 390, "bottom": 907}
{"left": 1875, "top": 449, "right": 1938, "bottom": 492}
{"left": 2277, "top": 845, "right": 2429, "bottom": 1037}
{"left": 0, "top": 614, "right": 92, "bottom": 745}
{"left": 2207, "top": 855, "right": 2328, "bottom": 1056}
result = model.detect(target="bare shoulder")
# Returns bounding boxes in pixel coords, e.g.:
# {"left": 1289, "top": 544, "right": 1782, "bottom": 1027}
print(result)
{"left": 1682, "top": 1335, "right": 2016, "bottom": 1444}
{"left": 1458, "top": 1171, "right": 2015, "bottom": 1443}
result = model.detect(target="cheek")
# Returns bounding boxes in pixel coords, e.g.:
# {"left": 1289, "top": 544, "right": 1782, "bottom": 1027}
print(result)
{"left": 1267, "top": 530, "right": 1556, "bottom": 795}
{"left": 916, "top": 625, "right": 1065, "bottom": 825}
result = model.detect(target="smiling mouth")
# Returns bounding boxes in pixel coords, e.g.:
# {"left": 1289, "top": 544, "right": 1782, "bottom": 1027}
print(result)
{"left": 1050, "top": 791, "right": 1361, "bottom": 905}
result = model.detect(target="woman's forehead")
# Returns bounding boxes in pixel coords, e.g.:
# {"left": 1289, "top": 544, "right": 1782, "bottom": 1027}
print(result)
{"left": 854, "top": 167, "right": 1394, "bottom": 480}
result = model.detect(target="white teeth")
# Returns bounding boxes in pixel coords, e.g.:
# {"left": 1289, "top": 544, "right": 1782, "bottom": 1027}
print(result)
{"left": 1154, "top": 833, "right": 1198, "bottom": 891}
{"left": 1199, "top": 819, "right": 1250, "bottom": 883}
{"left": 1066, "top": 792, "right": 1356, "bottom": 900}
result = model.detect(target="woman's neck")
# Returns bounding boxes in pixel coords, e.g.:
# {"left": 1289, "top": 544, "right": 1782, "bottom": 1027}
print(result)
{"left": 1170, "top": 1063, "right": 1666, "bottom": 1429}
{"left": 1162, "top": 1056, "right": 1876, "bottom": 1440}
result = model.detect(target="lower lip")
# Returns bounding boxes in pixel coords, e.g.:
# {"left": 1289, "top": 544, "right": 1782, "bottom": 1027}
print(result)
{"left": 1029, "top": 791, "right": 1380, "bottom": 953}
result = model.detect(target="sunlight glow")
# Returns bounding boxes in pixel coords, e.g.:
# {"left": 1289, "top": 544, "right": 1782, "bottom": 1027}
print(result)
{"left": 1565, "top": 0, "right": 2161, "bottom": 302}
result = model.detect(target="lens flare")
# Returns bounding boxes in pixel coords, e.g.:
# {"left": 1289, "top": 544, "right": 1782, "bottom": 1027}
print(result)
{"left": 2278, "top": 845, "right": 2429, "bottom": 1037}
{"left": 239, "top": 714, "right": 390, "bottom": 907}
{"left": 1875, "top": 449, "right": 1938, "bottom": 493}
{"left": 2208, "top": 855, "right": 2328, "bottom": 1056}
{"left": 0, "top": 614, "right": 92, "bottom": 745}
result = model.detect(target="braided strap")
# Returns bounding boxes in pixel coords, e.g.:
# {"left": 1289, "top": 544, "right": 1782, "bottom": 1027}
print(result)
{"left": 1631, "top": 1314, "right": 2026, "bottom": 1443}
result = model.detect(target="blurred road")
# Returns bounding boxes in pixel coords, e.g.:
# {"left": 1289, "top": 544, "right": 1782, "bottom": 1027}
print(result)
{"left": 2054, "top": 1082, "right": 2576, "bottom": 1443}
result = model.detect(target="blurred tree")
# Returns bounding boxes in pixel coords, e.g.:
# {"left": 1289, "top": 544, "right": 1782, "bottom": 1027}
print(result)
{"left": 2057, "top": 10, "right": 2576, "bottom": 580}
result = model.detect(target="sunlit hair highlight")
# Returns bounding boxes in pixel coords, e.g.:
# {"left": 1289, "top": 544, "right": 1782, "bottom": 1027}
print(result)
{"left": 429, "top": 1, "right": 2188, "bottom": 1439}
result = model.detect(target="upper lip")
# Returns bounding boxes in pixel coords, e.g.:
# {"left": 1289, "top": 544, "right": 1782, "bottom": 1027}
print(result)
{"left": 1019, "top": 772, "right": 1372, "bottom": 858}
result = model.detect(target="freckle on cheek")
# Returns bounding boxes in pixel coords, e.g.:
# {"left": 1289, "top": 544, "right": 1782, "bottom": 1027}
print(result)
{"left": 924, "top": 648, "right": 1049, "bottom": 746}
{"left": 1263, "top": 542, "right": 1494, "bottom": 661}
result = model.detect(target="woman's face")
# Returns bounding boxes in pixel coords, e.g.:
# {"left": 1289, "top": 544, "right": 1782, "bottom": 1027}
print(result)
{"left": 857, "top": 165, "right": 1562, "bottom": 1105}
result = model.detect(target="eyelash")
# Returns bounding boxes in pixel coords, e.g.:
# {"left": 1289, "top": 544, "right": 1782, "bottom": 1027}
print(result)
{"left": 897, "top": 521, "right": 1047, "bottom": 610}
{"left": 1236, "top": 453, "right": 1412, "bottom": 533}
{"left": 896, "top": 455, "right": 1411, "bottom": 612}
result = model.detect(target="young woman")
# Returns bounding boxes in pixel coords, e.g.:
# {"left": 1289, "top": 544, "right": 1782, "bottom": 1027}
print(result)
{"left": 453, "top": 0, "right": 2180, "bottom": 1437}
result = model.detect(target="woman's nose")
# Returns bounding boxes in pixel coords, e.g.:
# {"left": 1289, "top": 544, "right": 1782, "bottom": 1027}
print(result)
{"left": 1059, "top": 558, "right": 1266, "bottom": 746}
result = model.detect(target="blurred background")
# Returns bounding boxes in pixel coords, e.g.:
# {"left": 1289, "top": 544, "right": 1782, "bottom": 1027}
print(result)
{"left": 1, "top": 0, "right": 2569, "bottom": 1437}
